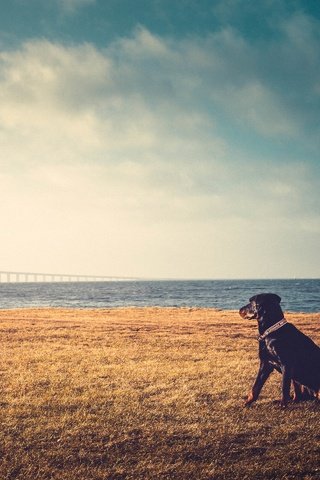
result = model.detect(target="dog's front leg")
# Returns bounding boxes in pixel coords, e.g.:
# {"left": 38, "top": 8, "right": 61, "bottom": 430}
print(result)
{"left": 280, "top": 365, "right": 292, "bottom": 408}
{"left": 245, "top": 361, "right": 273, "bottom": 406}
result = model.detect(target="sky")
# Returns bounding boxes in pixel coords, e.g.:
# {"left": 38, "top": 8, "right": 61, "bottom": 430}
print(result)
{"left": 0, "top": 0, "right": 319, "bottom": 279}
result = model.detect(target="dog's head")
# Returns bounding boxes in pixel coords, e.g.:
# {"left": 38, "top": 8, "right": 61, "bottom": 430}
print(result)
{"left": 239, "top": 293, "right": 282, "bottom": 322}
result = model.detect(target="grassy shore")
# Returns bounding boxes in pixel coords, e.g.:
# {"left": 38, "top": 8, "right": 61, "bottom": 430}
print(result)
{"left": 0, "top": 307, "right": 319, "bottom": 480}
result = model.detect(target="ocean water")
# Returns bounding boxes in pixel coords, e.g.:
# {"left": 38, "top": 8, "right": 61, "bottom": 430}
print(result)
{"left": 0, "top": 279, "right": 319, "bottom": 312}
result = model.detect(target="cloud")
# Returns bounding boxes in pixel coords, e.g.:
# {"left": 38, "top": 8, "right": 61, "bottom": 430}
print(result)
{"left": 212, "top": 80, "right": 298, "bottom": 136}
{"left": 0, "top": 22, "right": 319, "bottom": 277}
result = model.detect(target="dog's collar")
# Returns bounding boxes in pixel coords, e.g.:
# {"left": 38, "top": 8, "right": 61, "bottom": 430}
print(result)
{"left": 258, "top": 318, "right": 287, "bottom": 342}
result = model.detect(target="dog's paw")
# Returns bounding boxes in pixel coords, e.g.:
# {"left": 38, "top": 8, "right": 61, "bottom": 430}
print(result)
{"left": 244, "top": 392, "right": 255, "bottom": 407}
{"left": 279, "top": 399, "right": 288, "bottom": 409}
{"left": 271, "top": 399, "right": 288, "bottom": 408}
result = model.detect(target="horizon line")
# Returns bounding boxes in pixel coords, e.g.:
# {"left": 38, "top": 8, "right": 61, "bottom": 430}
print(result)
{"left": 0, "top": 270, "right": 319, "bottom": 282}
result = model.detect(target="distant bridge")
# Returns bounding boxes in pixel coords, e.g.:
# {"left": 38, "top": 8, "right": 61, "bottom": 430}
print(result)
{"left": 0, "top": 271, "right": 140, "bottom": 283}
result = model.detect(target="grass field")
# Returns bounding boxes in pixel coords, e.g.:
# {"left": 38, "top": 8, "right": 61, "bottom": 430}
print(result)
{"left": 0, "top": 307, "right": 319, "bottom": 480}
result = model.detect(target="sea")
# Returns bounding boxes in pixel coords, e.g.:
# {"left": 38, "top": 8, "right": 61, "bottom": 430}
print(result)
{"left": 0, "top": 279, "right": 319, "bottom": 312}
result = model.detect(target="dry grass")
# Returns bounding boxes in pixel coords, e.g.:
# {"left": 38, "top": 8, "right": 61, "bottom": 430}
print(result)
{"left": 0, "top": 307, "right": 319, "bottom": 480}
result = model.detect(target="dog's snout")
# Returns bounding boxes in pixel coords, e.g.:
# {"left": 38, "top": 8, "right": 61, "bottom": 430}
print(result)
{"left": 239, "top": 305, "right": 248, "bottom": 318}
{"left": 239, "top": 303, "right": 255, "bottom": 319}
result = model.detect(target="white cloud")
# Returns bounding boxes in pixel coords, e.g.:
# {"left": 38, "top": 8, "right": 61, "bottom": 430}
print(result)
{"left": 213, "top": 80, "right": 298, "bottom": 136}
{"left": 0, "top": 25, "right": 319, "bottom": 277}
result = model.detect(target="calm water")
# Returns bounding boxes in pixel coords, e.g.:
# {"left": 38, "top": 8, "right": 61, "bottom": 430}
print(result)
{"left": 0, "top": 279, "right": 319, "bottom": 312}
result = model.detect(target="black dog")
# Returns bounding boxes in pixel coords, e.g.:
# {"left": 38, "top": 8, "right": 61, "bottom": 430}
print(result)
{"left": 239, "top": 293, "right": 320, "bottom": 407}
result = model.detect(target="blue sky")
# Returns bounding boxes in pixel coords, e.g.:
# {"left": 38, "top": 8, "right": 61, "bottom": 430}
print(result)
{"left": 0, "top": 0, "right": 319, "bottom": 278}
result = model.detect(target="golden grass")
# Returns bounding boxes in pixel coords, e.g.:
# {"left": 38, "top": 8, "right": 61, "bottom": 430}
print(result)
{"left": 0, "top": 307, "right": 319, "bottom": 480}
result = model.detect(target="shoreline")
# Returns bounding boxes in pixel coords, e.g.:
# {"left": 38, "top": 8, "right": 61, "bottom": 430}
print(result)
{"left": 0, "top": 305, "right": 319, "bottom": 314}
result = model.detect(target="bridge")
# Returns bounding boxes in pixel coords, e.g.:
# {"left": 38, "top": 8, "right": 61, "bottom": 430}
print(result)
{"left": 0, "top": 271, "right": 140, "bottom": 283}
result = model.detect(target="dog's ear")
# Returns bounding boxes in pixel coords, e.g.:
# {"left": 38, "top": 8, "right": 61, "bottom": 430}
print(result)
{"left": 249, "top": 293, "right": 281, "bottom": 305}
{"left": 270, "top": 293, "right": 281, "bottom": 303}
